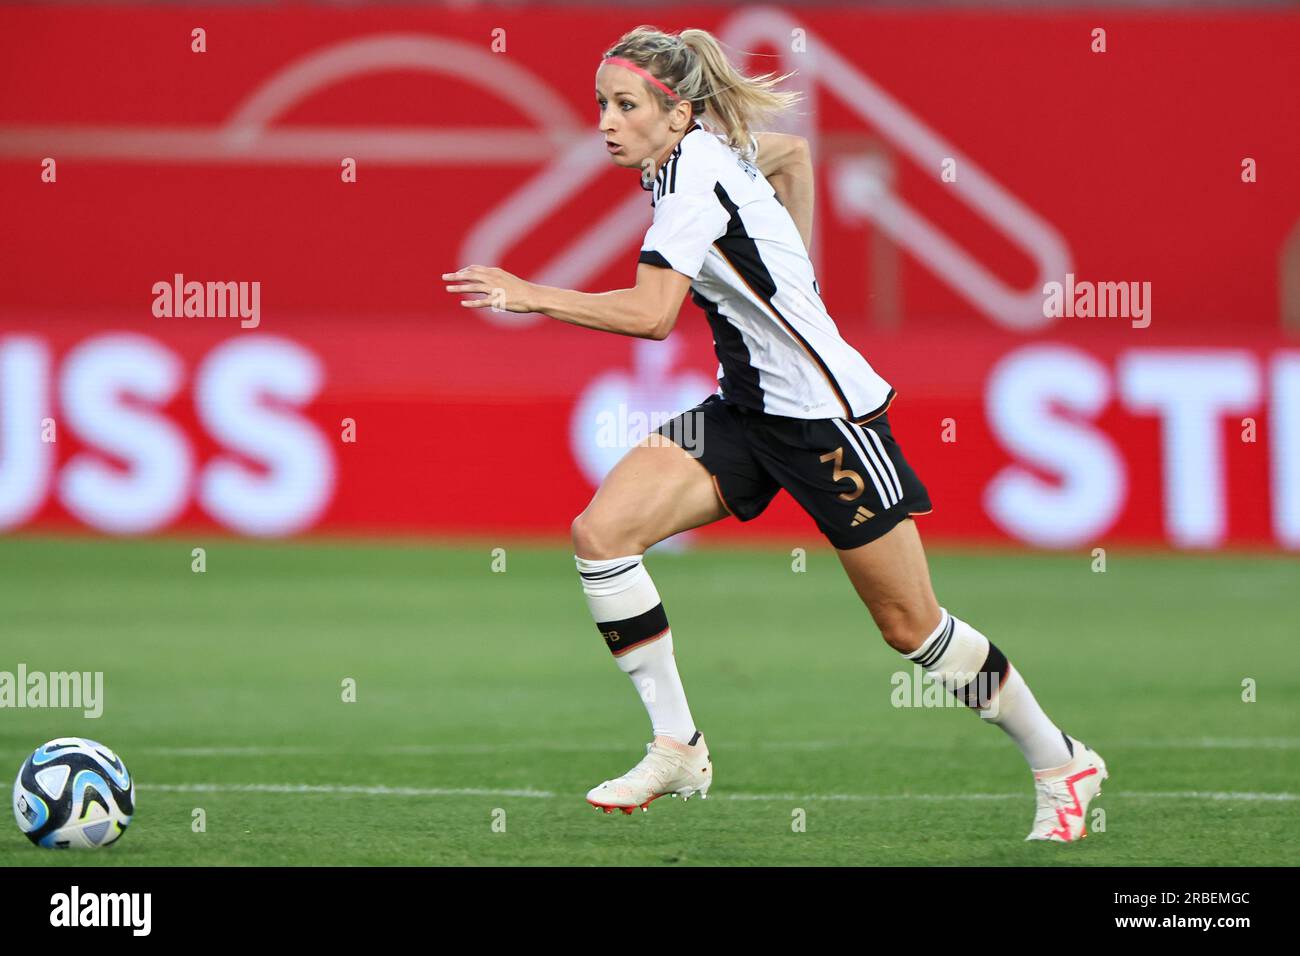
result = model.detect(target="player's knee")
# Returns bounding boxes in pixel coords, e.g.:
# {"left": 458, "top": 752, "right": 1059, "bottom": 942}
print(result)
{"left": 570, "top": 513, "right": 599, "bottom": 557}
{"left": 571, "top": 511, "right": 639, "bottom": 560}
{"left": 869, "top": 599, "right": 929, "bottom": 654}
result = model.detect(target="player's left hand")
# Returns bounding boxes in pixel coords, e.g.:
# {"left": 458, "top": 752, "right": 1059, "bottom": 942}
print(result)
{"left": 442, "top": 265, "right": 536, "bottom": 313}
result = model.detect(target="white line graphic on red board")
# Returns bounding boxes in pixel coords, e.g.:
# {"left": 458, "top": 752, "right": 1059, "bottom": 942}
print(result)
{"left": 721, "top": 8, "right": 1072, "bottom": 332}
{"left": 0, "top": 20, "right": 1072, "bottom": 332}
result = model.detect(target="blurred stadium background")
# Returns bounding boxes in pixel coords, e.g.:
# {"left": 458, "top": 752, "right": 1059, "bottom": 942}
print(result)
{"left": 0, "top": 1, "right": 1296, "bottom": 866}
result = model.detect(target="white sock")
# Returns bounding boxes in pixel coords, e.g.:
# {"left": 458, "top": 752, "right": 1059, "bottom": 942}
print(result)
{"left": 905, "top": 608, "right": 1073, "bottom": 770}
{"left": 574, "top": 554, "right": 697, "bottom": 743}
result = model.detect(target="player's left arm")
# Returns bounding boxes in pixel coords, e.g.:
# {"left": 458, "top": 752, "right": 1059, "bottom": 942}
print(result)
{"left": 443, "top": 262, "right": 691, "bottom": 340}
{"left": 753, "top": 133, "right": 815, "bottom": 254}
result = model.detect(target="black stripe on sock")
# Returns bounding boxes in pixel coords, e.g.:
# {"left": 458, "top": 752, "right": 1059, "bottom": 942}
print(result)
{"left": 579, "top": 561, "right": 638, "bottom": 581}
{"left": 952, "top": 641, "right": 1008, "bottom": 709}
{"left": 916, "top": 615, "right": 954, "bottom": 668}
{"left": 1062, "top": 731, "right": 1074, "bottom": 757}
{"left": 597, "top": 603, "right": 669, "bottom": 656}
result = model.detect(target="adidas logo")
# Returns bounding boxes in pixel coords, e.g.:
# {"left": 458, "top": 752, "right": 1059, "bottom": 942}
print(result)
{"left": 850, "top": 505, "right": 875, "bottom": 527}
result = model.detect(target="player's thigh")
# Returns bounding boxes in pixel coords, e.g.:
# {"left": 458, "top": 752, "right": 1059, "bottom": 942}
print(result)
{"left": 835, "top": 517, "right": 942, "bottom": 653}
{"left": 744, "top": 411, "right": 939, "bottom": 650}
{"left": 571, "top": 433, "right": 728, "bottom": 558}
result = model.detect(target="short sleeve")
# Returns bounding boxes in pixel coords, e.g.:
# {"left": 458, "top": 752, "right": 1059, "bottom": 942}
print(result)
{"left": 637, "top": 191, "right": 730, "bottom": 280}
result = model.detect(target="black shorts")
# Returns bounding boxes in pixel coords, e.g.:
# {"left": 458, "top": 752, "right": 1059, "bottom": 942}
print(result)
{"left": 654, "top": 393, "right": 932, "bottom": 550}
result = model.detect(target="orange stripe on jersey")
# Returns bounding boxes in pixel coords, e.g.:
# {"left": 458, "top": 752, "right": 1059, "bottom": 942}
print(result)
{"left": 710, "top": 246, "right": 859, "bottom": 420}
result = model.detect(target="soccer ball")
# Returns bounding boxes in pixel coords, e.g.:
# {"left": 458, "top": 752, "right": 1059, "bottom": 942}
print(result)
{"left": 12, "top": 737, "right": 134, "bottom": 849}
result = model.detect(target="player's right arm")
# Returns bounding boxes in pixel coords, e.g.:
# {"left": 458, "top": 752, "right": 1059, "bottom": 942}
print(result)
{"left": 753, "top": 132, "right": 814, "bottom": 254}
{"left": 531, "top": 183, "right": 728, "bottom": 339}
{"left": 517, "top": 180, "right": 727, "bottom": 339}
{"left": 530, "top": 263, "right": 693, "bottom": 340}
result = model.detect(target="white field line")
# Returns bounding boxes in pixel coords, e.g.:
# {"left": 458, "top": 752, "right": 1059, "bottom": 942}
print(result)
{"left": 138, "top": 737, "right": 1300, "bottom": 758}
{"left": 147, "top": 783, "right": 553, "bottom": 798}
{"left": 142, "top": 783, "right": 1299, "bottom": 803}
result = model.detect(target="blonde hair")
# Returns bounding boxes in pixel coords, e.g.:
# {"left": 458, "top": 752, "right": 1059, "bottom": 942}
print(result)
{"left": 602, "top": 25, "right": 802, "bottom": 161}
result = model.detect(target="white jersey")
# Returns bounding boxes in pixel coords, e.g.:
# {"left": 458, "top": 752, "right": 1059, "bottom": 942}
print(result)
{"left": 638, "top": 121, "right": 895, "bottom": 422}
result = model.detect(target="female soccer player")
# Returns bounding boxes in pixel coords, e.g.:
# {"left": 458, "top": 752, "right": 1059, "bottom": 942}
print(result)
{"left": 443, "top": 26, "right": 1107, "bottom": 842}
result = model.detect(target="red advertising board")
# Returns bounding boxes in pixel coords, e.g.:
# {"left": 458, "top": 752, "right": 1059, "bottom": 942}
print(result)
{"left": 1, "top": 7, "right": 1297, "bottom": 549}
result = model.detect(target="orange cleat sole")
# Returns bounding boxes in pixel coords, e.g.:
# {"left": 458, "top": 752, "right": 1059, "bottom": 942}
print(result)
{"left": 587, "top": 791, "right": 688, "bottom": 814}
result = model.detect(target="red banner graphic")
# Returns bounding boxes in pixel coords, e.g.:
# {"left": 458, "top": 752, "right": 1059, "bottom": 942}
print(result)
{"left": 1, "top": 8, "right": 1297, "bottom": 549}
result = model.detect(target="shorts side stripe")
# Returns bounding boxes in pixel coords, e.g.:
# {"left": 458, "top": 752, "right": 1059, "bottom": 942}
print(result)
{"left": 833, "top": 419, "right": 894, "bottom": 507}
{"left": 857, "top": 424, "right": 903, "bottom": 502}
{"left": 842, "top": 420, "right": 898, "bottom": 507}
{"left": 856, "top": 422, "right": 899, "bottom": 507}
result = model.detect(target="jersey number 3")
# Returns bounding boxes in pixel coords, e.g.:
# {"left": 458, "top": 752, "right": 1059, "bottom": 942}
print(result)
{"left": 819, "top": 446, "right": 865, "bottom": 502}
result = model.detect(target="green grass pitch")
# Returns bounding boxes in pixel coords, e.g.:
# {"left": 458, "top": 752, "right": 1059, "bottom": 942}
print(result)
{"left": 0, "top": 535, "right": 1295, "bottom": 866}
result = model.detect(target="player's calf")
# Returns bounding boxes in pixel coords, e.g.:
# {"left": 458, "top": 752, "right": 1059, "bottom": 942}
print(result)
{"left": 902, "top": 608, "right": 1076, "bottom": 769}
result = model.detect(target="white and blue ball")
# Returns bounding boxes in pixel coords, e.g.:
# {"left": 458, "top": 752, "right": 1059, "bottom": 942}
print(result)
{"left": 12, "top": 737, "right": 134, "bottom": 849}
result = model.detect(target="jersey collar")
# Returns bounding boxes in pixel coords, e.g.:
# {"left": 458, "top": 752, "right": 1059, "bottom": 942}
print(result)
{"left": 641, "top": 121, "right": 703, "bottom": 193}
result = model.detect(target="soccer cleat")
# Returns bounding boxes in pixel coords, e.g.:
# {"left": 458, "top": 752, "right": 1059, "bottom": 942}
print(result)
{"left": 1025, "top": 735, "right": 1108, "bottom": 843}
{"left": 586, "top": 733, "right": 711, "bottom": 813}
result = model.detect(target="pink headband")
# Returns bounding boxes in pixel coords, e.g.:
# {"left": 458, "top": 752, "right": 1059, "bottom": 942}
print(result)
{"left": 600, "top": 55, "right": 682, "bottom": 102}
